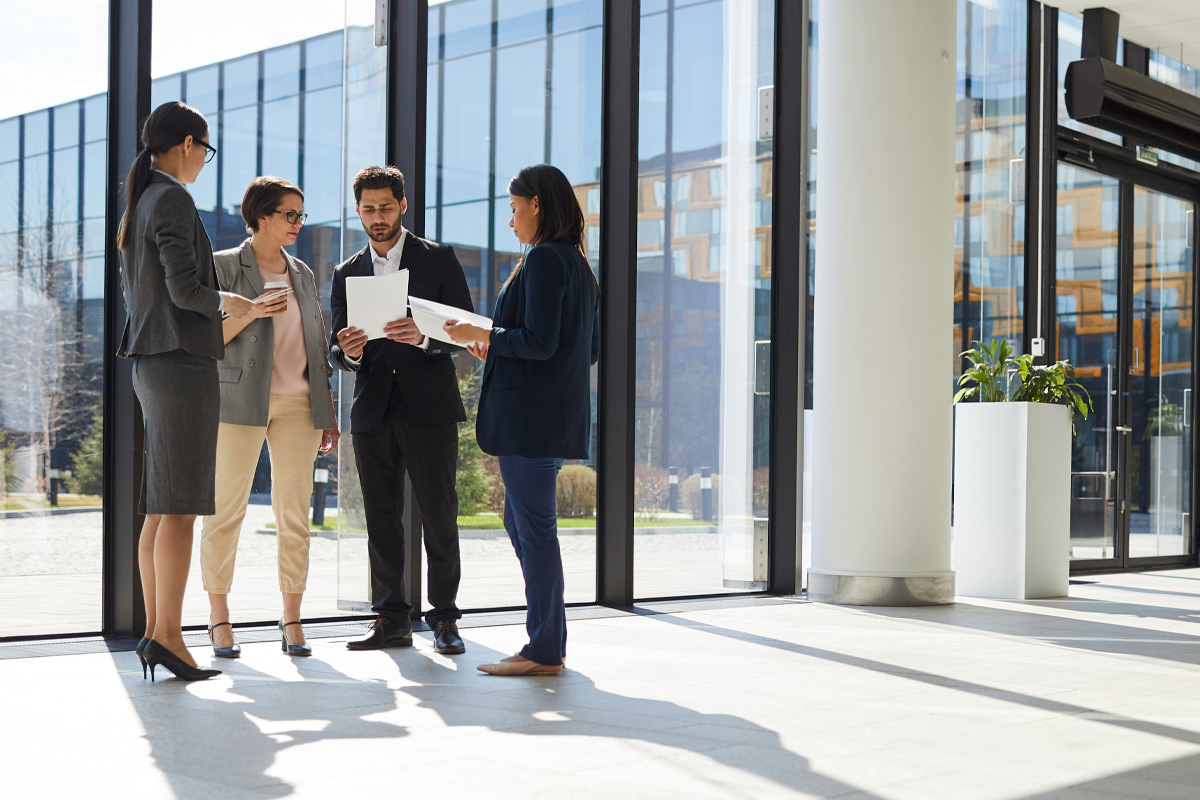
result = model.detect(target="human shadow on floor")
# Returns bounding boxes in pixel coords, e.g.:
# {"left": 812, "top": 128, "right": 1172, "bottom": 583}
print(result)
{"left": 398, "top": 640, "right": 882, "bottom": 799}
{"left": 644, "top": 612, "right": 1200, "bottom": 750}
{"left": 113, "top": 644, "right": 407, "bottom": 798}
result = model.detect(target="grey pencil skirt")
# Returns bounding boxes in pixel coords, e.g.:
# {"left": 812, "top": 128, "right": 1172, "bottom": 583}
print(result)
{"left": 132, "top": 349, "right": 219, "bottom": 515}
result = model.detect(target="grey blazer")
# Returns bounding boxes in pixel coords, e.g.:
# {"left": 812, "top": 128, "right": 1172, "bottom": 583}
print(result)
{"left": 117, "top": 172, "right": 224, "bottom": 359}
{"left": 212, "top": 238, "right": 335, "bottom": 429}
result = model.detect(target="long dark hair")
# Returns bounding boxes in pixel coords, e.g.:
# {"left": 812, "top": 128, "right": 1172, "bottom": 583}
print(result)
{"left": 506, "top": 164, "right": 590, "bottom": 285}
{"left": 116, "top": 102, "right": 209, "bottom": 250}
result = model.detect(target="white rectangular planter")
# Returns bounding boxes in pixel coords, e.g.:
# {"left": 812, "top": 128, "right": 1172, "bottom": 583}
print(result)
{"left": 953, "top": 402, "right": 1070, "bottom": 599}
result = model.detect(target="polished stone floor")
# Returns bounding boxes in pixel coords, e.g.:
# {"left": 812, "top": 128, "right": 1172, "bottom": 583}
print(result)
{"left": 6, "top": 569, "right": 1200, "bottom": 799}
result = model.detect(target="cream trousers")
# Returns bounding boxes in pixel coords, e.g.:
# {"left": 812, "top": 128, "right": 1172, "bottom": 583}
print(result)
{"left": 201, "top": 394, "right": 324, "bottom": 594}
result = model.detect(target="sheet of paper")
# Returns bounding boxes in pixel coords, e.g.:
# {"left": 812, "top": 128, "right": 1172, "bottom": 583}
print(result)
{"left": 345, "top": 270, "right": 409, "bottom": 340}
{"left": 408, "top": 295, "right": 493, "bottom": 345}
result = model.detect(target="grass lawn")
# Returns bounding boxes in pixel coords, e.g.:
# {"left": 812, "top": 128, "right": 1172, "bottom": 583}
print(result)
{"left": 267, "top": 512, "right": 714, "bottom": 531}
{"left": 1, "top": 493, "right": 102, "bottom": 511}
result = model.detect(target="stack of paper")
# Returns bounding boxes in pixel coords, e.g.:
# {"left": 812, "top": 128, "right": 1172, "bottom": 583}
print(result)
{"left": 409, "top": 295, "right": 493, "bottom": 345}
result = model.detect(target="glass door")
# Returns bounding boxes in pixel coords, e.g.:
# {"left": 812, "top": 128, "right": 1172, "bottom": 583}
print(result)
{"left": 1056, "top": 163, "right": 1198, "bottom": 569}
{"left": 1056, "top": 164, "right": 1120, "bottom": 561}
{"left": 1129, "top": 186, "right": 1195, "bottom": 562}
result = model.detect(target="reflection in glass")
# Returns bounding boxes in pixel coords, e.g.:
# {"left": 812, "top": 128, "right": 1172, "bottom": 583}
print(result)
{"left": 0, "top": 38, "right": 107, "bottom": 637}
{"left": 426, "top": 0, "right": 602, "bottom": 610}
{"left": 1057, "top": 164, "right": 1119, "bottom": 560}
{"left": 1130, "top": 187, "right": 1194, "bottom": 558}
{"left": 633, "top": 0, "right": 773, "bottom": 599}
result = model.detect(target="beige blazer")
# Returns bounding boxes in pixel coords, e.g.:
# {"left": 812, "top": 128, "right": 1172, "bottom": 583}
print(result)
{"left": 212, "top": 239, "right": 334, "bottom": 429}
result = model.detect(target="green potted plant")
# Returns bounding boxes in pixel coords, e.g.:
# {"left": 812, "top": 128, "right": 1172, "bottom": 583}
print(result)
{"left": 952, "top": 340, "right": 1092, "bottom": 600}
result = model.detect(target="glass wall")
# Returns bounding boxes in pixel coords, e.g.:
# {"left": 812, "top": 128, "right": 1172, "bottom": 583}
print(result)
{"left": 148, "top": 0, "right": 385, "bottom": 626}
{"left": 954, "top": 0, "right": 1027, "bottom": 370}
{"left": 0, "top": 8, "right": 108, "bottom": 637}
{"left": 633, "top": 0, "right": 775, "bottom": 598}
{"left": 425, "top": 0, "right": 603, "bottom": 610}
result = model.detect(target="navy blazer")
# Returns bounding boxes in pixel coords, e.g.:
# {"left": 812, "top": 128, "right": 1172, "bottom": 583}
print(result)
{"left": 477, "top": 240, "right": 600, "bottom": 459}
{"left": 329, "top": 234, "right": 474, "bottom": 433}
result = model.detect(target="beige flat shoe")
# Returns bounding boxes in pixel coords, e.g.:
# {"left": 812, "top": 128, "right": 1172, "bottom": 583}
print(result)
{"left": 477, "top": 654, "right": 564, "bottom": 676}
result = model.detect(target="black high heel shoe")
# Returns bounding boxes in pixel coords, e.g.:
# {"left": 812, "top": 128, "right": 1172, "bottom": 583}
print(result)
{"left": 136, "top": 636, "right": 149, "bottom": 680}
{"left": 143, "top": 639, "right": 222, "bottom": 682}
{"left": 279, "top": 620, "right": 312, "bottom": 657}
{"left": 207, "top": 622, "right": 242, "bottom": 658}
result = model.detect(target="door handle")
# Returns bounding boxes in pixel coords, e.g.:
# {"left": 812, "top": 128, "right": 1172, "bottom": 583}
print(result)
{"left": 1130, "top": 347, "right": 1140, "bottom": 373}
{"left": 1115, "top": 426, "right": 1132, "bottom": 433}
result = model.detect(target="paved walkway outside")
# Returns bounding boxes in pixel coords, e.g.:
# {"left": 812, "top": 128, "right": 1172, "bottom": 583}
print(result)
{"left": 0, "top": 505, "right": 745, "bottom": 637}
{"left": 5, "top": 569, "right": 1200, "bottom": 798}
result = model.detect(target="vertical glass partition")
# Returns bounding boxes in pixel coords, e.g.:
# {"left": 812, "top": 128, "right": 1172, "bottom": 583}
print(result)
{"left": 426, "top": 0, "right": 602, "bottom": 611}
{"left": 0, "top": 6, "right": 108, "bottom": 637}
{"left": 633, "top": 0, "right": 775, "bottom": 598}
{"left": 149, "top": 0, "right": 385, "bottom": 624}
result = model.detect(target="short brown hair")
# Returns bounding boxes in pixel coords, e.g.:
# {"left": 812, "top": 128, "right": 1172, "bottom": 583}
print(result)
{"left": 241, "top": 176, "right": 304, "bottom": 233}
{"left": 353, "top": 165, "right": 405, "bottom": 204}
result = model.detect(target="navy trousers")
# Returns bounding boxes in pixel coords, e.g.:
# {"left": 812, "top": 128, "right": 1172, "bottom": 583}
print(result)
{"left": 499, "top": 455, "right": 567, "bottom": 664}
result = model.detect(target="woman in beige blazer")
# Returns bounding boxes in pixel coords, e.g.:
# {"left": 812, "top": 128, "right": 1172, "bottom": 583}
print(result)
{"left": 201, "top": 176, "right": 339, "bottom": 657}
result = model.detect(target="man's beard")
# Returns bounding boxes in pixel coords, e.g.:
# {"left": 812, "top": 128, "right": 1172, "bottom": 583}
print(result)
{"left": 365, "top": 217, "right": 402, "bottom": 242}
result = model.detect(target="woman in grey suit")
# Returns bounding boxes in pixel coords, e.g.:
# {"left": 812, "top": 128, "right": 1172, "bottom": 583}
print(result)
{"left": 117, "top": 102, "right": 255, "bottom": 681}
{"left": 200, "top": 176, "right": 340, "bottom": 658}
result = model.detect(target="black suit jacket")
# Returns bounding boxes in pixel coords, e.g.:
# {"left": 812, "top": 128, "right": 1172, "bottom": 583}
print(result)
{"left": 476, "top": 240, "right": 600, "bottom": 459}
{"left": 329, "top": 234, "right": 474, "bottom": 433}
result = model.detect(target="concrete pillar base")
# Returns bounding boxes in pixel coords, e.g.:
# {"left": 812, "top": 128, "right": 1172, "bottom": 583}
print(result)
{"left": 808, "top": 571, "right": 955, "bottom": 606}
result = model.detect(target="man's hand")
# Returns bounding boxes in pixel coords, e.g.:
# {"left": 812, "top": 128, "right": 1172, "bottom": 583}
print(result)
{"left": 336, "top": 326, "right": 368, "bottom": 359}
{"left": 222, "top": 294, "right": 255, "bottom": 320}
{"left": 384, "top": 317, "right": 424, "bottom": 346}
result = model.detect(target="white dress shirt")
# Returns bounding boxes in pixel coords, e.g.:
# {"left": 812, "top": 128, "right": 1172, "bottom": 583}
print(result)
{"left": 347, "top": 228, "right": 427, "bottom": 359}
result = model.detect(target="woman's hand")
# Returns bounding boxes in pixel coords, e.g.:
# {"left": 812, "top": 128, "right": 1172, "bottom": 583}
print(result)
{"left": 319, "top": 426, "right": 340, "bottom": 455}
{"left": 248, "top": 290, "right": 288, "bottom": 319}
{"left": 465, "top": 342, "right": 489, "bottom": 362}
{"left": 444, "top": 320, "right": 490, "bottom": 344}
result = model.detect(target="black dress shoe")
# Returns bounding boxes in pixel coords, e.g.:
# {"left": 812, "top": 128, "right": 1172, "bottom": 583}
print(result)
{"left": 432, "top": 620, "right": 465, "bottom": 654}
{"left": 346, "top": 616, "right": 413, "bottom": 650}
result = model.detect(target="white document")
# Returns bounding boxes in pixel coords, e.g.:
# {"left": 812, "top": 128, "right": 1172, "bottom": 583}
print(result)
{"left": 408, "top": 295, "right": 493, "bottom": 345}
{"left": 345, "top": 270, "right": 409, "bottom": 340}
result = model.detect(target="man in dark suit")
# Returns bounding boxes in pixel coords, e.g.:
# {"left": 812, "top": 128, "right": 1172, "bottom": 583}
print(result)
{"left": 330, "top": 166, "right": 471, "bottom": 655}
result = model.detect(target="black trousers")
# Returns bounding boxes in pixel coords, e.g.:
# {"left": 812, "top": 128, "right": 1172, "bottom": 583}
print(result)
{"left": 353, "top": 391, "right": 462, "bottom": 626}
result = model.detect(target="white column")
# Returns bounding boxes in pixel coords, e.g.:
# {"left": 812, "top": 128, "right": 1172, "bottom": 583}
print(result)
{"left": 809, "top": 0, "right": 957, "bottom": 605}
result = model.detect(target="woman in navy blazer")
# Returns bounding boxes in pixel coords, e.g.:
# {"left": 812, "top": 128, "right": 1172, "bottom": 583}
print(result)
{"left": 447, "top": 164, "right": 598, "bottom": 675}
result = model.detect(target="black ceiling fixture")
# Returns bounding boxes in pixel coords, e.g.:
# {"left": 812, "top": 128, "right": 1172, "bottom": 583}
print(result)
{"left": 1064, "top": 7, "right": 1200, "bottom": 163}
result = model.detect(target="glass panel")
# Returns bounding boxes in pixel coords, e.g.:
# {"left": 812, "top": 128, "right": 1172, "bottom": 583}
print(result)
{"left": 1149, "top": 51, "right": 1200, "bottom": 172}
{"left": 334, "top": 4, "right": 390, "bottom": 614}
{"left": 1130, "top": 187, "right": 1195, "bottom": 558}
{"left": 1057, "top": 12, "right": 1122, "bottom": 144}
{"left": 1056, "top": 164, "right": 1119, "bottom": 560}
{"left": 634, "top": 0, "right": 773, "bottom": 598}
{"left": 0, "top": 7, "right": 107, "bottom": 637}
{"left": 146, "top": 0, "right": 386, "bottom": 625}
{"left": 426, "top": 0, "right": 602, "bottom": 611}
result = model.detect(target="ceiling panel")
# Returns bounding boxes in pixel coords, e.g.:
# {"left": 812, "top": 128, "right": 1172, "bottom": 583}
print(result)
{"left": 1051, "top": 1, "right": 1200, "bottom": 73}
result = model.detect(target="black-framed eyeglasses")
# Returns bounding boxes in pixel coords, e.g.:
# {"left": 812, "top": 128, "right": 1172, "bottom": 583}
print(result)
{"left": 273, "top": 210, "right": 308, "bottom": 226}
{"left": 196, "top": 139, "right": 217, "bottom": 163}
